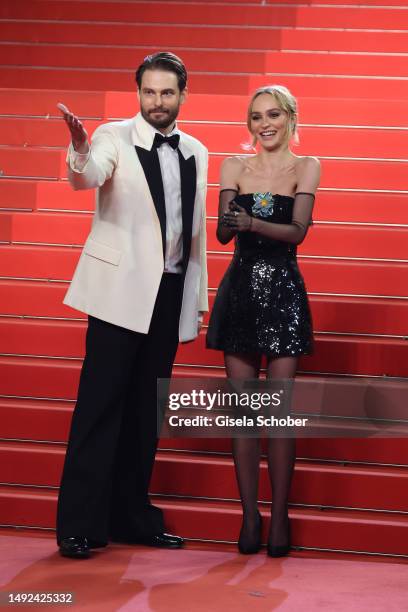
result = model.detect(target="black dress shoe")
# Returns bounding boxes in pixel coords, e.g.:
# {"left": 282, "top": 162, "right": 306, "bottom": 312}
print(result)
{"left": 139, "top": 533, "right": 184, "bottom": 549}
{"left": 87, "top": 539, "right": 107, "bottom": 549}
{"left": 112, "top": 532, "right": 184, "bottom": 549}
{"left": 59, "top": 536, "right": 91, "bottom": 559}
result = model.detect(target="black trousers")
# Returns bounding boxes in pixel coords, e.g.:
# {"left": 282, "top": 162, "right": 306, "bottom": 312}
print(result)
{"left": 56, "top": 273, "right": 183, "bottom": 544}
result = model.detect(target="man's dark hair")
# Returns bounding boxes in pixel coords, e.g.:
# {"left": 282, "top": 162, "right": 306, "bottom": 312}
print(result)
{"left": 135, "top": 52, "right": 187, "bottom": 92}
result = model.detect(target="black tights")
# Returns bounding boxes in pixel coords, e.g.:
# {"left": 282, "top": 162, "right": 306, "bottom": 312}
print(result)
{"left": 226, "top": 352, "right": 297, "bottom": 549}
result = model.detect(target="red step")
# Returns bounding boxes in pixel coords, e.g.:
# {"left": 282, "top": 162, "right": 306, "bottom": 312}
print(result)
{"left": 2, "top": 443, "right": 408, "bottom": 512}
{"left": 0, "top": 356, "right": 217, "bottom": 400}
{"left": 1, "top": 245, "right": 407, "bottom": 297}
{"left": 296, "top": 438, "right": 408, "bottom": 467}
{"left": 35, "top": 181, "right": 94, "bottom": 212}
{"left": 2, "top": 149, "right": 407, "bottom": 191}
{"left": 1, "top": 348, "right": 407, "bottom": 407}
{"left": 0, "top": 245, "right": 80, "bottom": 280}
{"left": 2, "top": 20, "right": 408, "bottom": 53}
{"left": 2, "top": 280, "right": 407, "bottom": 336}
{"left": 249, "top": 75, "right": 408, "bottom": 101}
{"left": 294, "top": 0, "right": 408, "bottom": 5}
{"left": 185, "top": 124, "right": 408, "bottom": 159}
{"left": 156, "top": 500, "right": 408, "bottom": 556}
{"left": 6, "top": 210, "right": 406, "bottom": 257}
{"left": 0, "top": 213, "right": 12, "bottom": 242}
{"left": 0, "top": 317, "right": 86, "bottom": 358}
{"left": 0, "top": 355, "right": 81, "bottom": 399}
{"left": 2, "top": 89, "right": 407, "bottom": 128}
{"left": 0, "top": 44, "right": 269, "bottom": 74}
{"left": 299, "top": 225, "right": 407, "bottom": 261}
{"left": 306, "top": 294, "right": 408, "bottom": 337}
{"left": 4, "top": 212, "right": 408, "bottom": 261}
{"left": 208, "top": 255, "right": 408, "bottom": 298}
{"left": 1, "top": 484, "right": 407, "bottom": 555}
{"left": 0, "top": 485, "right": 57, "bottom": 529}
{"left": 0, "top": 88, "right": 105, "bottom": 118}
{"left": 1, "top": 395, "right": 407, "bottom": 465}
{"left": 0, "top": 180, "right": 37, "bottom": 211}
{"left": 106, "top": 92, "right": 408, "bottom": 127}
{"left": 122, "top": 452, "right": 408, "bottom": 512}
{"left": 0, "top": 397, "right": 73, "bottom": 442}
{"left": 1, "top": 317, "right": 407, "bottom": 376}
{"left": 0, "top": 67, "right": 251, "bottom": 96}
{"left": 187, "top": 332, "right": 408, "bottom": 377}
{"left": 3, "top": 212, "right": 93, "bottom": 246}
{"left": 31, "top": 184, "right": 408, "bottom": 226}
{"left": 310, "top": 191, "right": 408, "bottom": 226}
{"left": 280, "top": 28, "right": 408, "bottom": 53}
{"left": 2, "top": 118, "right": 408, "bottom": 160}
{"left": 0, "top": 117, "right": 101, "bottom": 149}
{"left": 0, "top": 147, "right": 64, "bottom": 180}
{"left": 163, "top": 437, "right": 408, "bottom": 467}
{"left": 5, "top": 45, "right": 408, "bottom": 80}
{"left": 1, "top": 68, "right": 407, "bottom": 98}
{"left": 264, "top": 52, "right": 408, "bottom": 78}
{"left": 0, "top": 280, "right": 74, "bottom": 319}
{"left": 0, "top": 441, "right": 65, "bottom": 487}
{"left": 3, "top": 180, "right": 406, "bottom": 226}
{"left": 1, "top": 2, "right": 408, "bottom": 30}
{"left": 209, "top": 156, "right": 408, "bottom": 191}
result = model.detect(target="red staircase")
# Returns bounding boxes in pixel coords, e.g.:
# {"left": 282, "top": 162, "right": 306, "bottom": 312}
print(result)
{"left": 0, "top": 0, "right": 408, "bottom": 556}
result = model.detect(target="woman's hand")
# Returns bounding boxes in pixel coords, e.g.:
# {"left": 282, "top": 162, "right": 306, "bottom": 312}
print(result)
{"left": 221, "top": 203, "right": 252, "bottom": 232}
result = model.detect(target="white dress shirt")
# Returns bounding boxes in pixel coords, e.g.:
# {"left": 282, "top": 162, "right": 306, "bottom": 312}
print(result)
{"left": 154, "top": 125, "right": 183, "bottom": 274}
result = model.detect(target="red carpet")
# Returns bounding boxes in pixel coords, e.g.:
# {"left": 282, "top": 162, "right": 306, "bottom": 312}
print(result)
{"left": 1, "top": 530, "right": 407, "bottom": 611}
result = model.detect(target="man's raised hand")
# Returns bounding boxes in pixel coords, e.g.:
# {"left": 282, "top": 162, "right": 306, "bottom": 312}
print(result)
{"left": 57, "top": 103, "right": 89, "bottom": 154}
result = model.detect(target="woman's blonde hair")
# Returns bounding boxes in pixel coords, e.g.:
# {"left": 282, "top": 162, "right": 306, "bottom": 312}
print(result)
{"left": 246, "top": 85, "right": 299, "bottom": 148}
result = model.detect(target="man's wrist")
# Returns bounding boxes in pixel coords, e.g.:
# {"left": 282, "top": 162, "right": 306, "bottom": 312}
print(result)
{"left": 73, "top": 141, "right": 90, "bottom": 155}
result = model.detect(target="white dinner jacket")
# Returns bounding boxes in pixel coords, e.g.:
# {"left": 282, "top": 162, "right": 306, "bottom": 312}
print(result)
{"left": 63, "top": 112, "right": 209, "bottom": 342}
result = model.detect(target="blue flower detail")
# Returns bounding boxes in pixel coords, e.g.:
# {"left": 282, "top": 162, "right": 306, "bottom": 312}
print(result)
{"left": 252, "top": 192, "right": 275, "bottom": 218}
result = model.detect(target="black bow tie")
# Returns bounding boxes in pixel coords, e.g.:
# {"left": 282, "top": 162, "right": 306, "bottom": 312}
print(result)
{"left": 152, "top": 132, "right": 180, "bottom": 151}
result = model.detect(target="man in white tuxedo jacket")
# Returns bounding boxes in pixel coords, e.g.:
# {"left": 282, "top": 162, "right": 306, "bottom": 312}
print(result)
{"left": 56, "top": 52, "right": 208, "bottom": 559}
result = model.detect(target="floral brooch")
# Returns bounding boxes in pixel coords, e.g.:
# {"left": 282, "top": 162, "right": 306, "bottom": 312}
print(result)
{"left": 252, "top": 192, "right": 275, "bottom": 218}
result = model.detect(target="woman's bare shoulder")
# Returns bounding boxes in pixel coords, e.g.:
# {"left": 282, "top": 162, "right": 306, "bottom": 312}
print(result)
{"left": 293, "top": 155, "right": 321, "bottom": 192}
{"left": 221, "top": 155, "right": 252, "bottom": 170}
{"left": 221, "top": 155, "right": 255, "bottom": 183}
{"left": 295, "top": 155, "right": 320, "bottom": 171}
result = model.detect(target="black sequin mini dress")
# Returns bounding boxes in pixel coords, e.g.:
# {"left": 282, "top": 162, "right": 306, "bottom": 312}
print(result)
{"left": 206, "top": 193, "right": 313, "bottom": 357}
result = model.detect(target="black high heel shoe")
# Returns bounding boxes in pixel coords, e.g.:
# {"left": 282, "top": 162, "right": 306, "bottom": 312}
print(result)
{"left": 267, "top": 518, "right": 291, "bottom": 558}
{"left": 238, "top": 511, "right": 262, "bottom": 554}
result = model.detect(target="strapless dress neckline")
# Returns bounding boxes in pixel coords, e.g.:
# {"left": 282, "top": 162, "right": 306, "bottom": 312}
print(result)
{"left": 236, "top": 193, "right": 295, "bottom": 200}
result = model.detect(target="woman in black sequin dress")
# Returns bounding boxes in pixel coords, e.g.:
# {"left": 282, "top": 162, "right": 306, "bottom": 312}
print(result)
{"left": 206, "top": 85, "right": 320, "bottom": 557}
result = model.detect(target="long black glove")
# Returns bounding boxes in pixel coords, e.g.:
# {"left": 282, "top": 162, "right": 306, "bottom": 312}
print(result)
{"left": 216, "top": 188, "right": 239, "bottom": 244}
{"left": 222, "top": 192, "right": 315, "bottom": 245}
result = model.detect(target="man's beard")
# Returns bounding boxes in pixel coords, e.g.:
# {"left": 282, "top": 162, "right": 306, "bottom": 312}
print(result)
{"left": 141, "top": 105, "right": 179, "bottom": 130}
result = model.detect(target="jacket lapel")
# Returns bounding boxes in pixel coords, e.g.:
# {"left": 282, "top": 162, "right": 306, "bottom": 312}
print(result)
{"left": 134, "top": 145, "right": 166, "bottom": 259}
{"left": 178, "top": 149, "right": 197, "bottom": 272}
{"left": 131, "top": 114, "right": 197, "bottom": 271}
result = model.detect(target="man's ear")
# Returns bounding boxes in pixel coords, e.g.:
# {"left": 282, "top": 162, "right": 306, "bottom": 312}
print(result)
{"left": 137, "top": 88, "right": 141, "bottom": 101}
{"left": 180, "top": 87, "right": 188, "bottom": 106}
